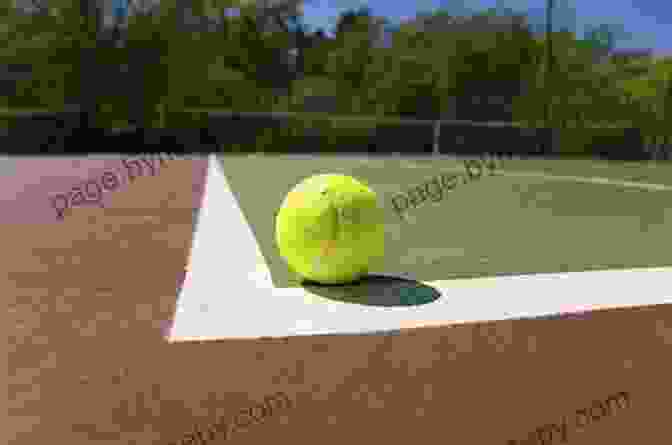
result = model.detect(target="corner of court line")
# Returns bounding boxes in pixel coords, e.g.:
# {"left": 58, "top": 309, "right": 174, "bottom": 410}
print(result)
{"left": 172, "top": 155, "right": 280, "bottom": 338}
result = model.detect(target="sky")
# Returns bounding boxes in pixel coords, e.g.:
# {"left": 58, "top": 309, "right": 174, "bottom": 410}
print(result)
{"left": 301, "top": 0, "right": 672, "bottom": 55}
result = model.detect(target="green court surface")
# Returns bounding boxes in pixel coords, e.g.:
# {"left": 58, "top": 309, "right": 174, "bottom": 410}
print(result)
{"left": 219, "top": 155, "right": 672, "bottom": 288}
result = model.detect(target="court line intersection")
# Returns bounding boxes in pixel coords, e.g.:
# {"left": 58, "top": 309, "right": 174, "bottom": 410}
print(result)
{"left": 171, "top": 156, "right": 672, "bottom": 340}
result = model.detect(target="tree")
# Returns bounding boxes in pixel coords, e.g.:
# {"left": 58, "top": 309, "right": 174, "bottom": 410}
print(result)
{"left": 583, "top": 23, "right": 631, "bottom": 54}
{"left": 334, "top": 6, "right": 372, "bottom": 36}
{"left": 510, "top": 26, "right": 653, "bottom": 128}
{"left": 323, "top": 8, "right": 378, "bottom": 112}
{"left": 90, "top": 0, "right": 308, "bottom": 124}
{"left": 665, "top": 75, "right": 672, "bottom": 121}
{"left": 0, "top": 0, "right": 99, "bottom": 111}
{"left": 415, "top": 9, "right": 540, "bottom": 121}
{"left": 2, "top": 0, "right": 309, "bottom": 121}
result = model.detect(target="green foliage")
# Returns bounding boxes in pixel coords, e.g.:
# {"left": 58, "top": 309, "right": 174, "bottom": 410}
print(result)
{"left": 1, "top": 0, "right": 301, "bottom": 123}
{"left": 583, "top": 23, "right": 631, "bottom": 53}
{"left": 333, "top": 6, "right": 372, "bottom": 36}
{"left": 1, "top": 0, "right": 667, "bottom": 159}
{"left": 665, "top": 74, "right": 672, "bottom": 120}
{"left": 1, "top": 0, "right": 94, "bottom": 109}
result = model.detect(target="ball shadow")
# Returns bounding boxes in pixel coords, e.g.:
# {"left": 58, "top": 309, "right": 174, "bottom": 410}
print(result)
{"left": 301, "top": 274, "right": 441, "bottom": 307}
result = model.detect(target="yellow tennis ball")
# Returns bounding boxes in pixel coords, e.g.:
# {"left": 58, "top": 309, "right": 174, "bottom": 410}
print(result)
{"left": 275, "top": 174, "right": 385, "bottom": 285}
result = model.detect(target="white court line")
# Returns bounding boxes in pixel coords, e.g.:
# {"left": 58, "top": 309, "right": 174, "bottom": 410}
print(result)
{"left": 405, "top": 161, "right": 672, "bottom": 192}
{"left": 172, "top": 156, "right": 672, "bottom": 341}
{"left": 498, "top": 170, "right": 672, "bottom": 192}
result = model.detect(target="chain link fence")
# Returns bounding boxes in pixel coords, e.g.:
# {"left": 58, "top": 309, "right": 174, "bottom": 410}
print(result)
{"left": 0, "top": 108, "right": 669, "bottom": 161}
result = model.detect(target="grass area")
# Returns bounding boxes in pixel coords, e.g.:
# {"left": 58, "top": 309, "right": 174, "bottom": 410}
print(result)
{"left": 218, "top": 154, "right": 672, "bottom": 288}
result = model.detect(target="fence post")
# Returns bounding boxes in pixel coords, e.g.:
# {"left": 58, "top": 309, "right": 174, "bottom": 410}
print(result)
{"left": 433, "top": 120, "right": 441, "bottom": 156}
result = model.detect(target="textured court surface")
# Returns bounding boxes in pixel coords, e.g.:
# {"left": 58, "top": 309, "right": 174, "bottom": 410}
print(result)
{"left": 5, "top": 154, "right": 671, "bottom": 339}
{"left": 5, "top": 155, "right": 671, "bottom": 445}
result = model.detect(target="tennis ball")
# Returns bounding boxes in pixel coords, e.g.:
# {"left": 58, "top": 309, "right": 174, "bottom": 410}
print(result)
{"left": 275, "top": 174, "right": 385, "bottom": 285}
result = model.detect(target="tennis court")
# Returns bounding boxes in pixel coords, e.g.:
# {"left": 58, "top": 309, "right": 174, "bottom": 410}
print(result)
{"left": 217, "top": 154, "right": 672, "bottom": 289}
